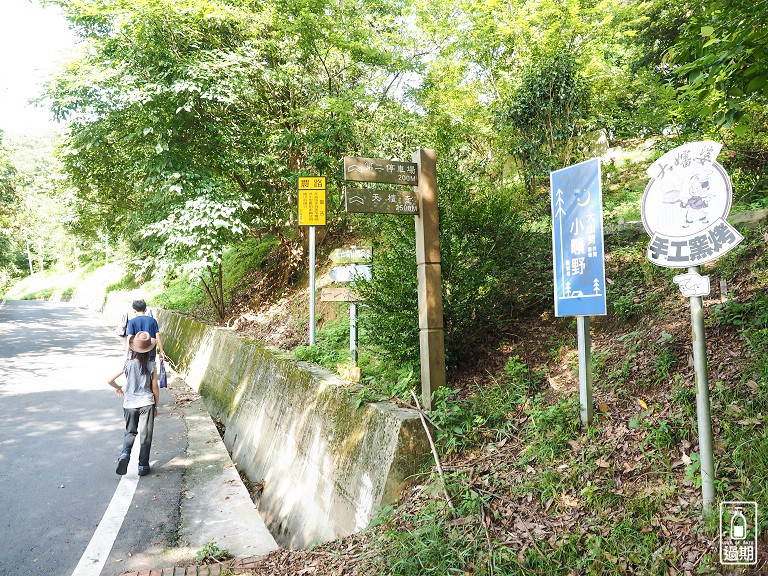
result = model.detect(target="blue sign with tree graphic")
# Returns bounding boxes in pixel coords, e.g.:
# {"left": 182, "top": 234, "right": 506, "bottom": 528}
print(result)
{"left": 550, "top": 158, "right": 607, "bottom": 317}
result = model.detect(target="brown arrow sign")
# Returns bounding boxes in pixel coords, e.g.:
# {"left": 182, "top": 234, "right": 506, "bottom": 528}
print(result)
{"left": 345, "top": 188, "right": 419, "bottom": 215}
{"left": 343, "top": 156, "right": 418, "bottom": 186}
{"left": 320, "top": 287, "right": 356, "bottom": 302}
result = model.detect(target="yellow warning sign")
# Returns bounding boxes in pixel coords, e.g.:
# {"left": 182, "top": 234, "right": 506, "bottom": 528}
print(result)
{"left": 298, "top": 176, "right": 326, "bottom": 226}
{"left": 298, "top": 176, "right": 326, "bottom": 190}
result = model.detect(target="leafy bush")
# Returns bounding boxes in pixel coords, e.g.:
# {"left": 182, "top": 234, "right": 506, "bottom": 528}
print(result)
{"left": 711, "top": 296, "right": 768, "bottom": 330}
{"left": 605, "top": 243, "right": 671, "bottom": 320}
{"left": 494, "top": 44, "right": 592, "bottom": 204}
{"left": 355, "top": 171, "right": 550, "bottom": 376}
{"left": 222, "top": 234, "right": 280, "bottom": 295}
{"left": 293, "top": 317, "right": 351, "bottom": 369}
{"left": 366, "top": 503, "right": 479, "bottom": 575}
{"left": 720, "top": 102, "right": 768, "bottom": 212}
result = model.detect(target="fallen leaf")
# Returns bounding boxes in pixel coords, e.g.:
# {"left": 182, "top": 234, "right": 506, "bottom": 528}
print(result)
{"left": 596, "top": 458, "right": 610, "bottom": 468}
{"left": 560, "top": 494, "right": 581, "bottom": 508}
{"left": 637, "top": 398, "right": 648, "bottom": 410}
{"left": 598, "top": 402, "right": 609, "bottom": 413}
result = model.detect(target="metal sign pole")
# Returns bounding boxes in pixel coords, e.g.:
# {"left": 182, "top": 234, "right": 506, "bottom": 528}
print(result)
{"left": 309, "top": 225, "right": 316, "bottom": 345}
{"left": 297, "top": 176, "right": 325, "bottom": 346}
{"left": 577, "top": 316, "right": 594, "bottom": 425}
{"left": 639, "top": 142, "right": 740, "bottom": 513}
{"left": 688, "top": 265, "right": 715, "bottom": 510}
{"left": 350, "top": 301, "right": 358, "bottom": 365}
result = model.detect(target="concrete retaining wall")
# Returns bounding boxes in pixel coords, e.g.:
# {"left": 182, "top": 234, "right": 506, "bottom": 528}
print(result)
{"left": 156, "top": 310, "right": 431, "bottom": 549}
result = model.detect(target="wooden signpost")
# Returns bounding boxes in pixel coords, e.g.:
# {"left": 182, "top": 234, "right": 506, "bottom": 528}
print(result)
{"left": 320, "top": 287, "right": 355, "bottom": 302}
{"left": 342, "top": 150, "right": 446, "bottom": 409}
{"left": 344, "top": 188, "right": 419, "bottom": 215}
{"left": 343, "top": 156, "right": 418, "bottom": 186}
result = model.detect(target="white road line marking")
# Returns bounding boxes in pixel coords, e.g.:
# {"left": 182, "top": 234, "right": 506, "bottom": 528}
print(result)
{"left": 70, "top": 460, "right": 139, "bottom": 576}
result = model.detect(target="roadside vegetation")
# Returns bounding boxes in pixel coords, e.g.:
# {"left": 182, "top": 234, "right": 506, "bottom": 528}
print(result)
{"left": 2, "top": 0, "right": 768, "bottom": 573}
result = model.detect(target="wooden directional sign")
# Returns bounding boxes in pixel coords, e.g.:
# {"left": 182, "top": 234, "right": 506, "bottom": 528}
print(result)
{"left": 320, "top": 287, "right": 356, "bottom": 302}
{"left": 345, "top": 187, "right": 419, "bottom": 215}
{"left": 343, "top": 156, "right": 418, "bottom": 186}
{"left": 298, "top": 176, "right": 326, "bottom": 226}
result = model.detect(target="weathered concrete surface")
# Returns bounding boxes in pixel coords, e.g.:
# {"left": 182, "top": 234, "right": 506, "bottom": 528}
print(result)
{"left": 180, "top": 393, "right": 279, "bottom": 557}
{"left": 157, "top": 310, "right": 431, "bottom": 549}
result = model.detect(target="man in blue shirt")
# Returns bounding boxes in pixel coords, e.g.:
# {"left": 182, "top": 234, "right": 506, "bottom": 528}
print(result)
{"left": 125, "top": 300, "right": 165, "bottom": 361}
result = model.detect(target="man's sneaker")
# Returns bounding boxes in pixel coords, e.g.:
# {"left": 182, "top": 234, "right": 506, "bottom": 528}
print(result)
{"left": 116, "top": 457, "right": 129, "bottom": 476}
{"left": 138, "top": 465, "right": 151, "bottom": 476}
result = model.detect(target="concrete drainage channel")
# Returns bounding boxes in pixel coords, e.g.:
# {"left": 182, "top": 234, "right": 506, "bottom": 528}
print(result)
{"left": 179, "top": 390, "right": 278, "bottom": 556}
{"left": 140, "top": 306, "right": 432, "bottom": 550}
{"left": 211, "top": 418, "right": 266, "bottom": 517}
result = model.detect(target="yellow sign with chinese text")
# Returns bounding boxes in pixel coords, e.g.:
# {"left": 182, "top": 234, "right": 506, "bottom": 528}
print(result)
{"left": 298, "top": 177, "right": 326, "bottom": 226}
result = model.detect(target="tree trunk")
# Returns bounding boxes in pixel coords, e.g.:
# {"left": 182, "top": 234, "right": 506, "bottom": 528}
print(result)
{"left": 25, "top": 236, "right": 33, "bottom": 275}
{"left": 200, "top": 266, "right": 225, "bottom": 321}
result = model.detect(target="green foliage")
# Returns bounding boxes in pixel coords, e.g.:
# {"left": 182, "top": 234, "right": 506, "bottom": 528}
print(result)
{"left": 354, "top": 216, "right": 419, "bottom": 368}
{"left": 429, "top": 356, "right": 540, "bottom": 454}
{"left": 47, "top": 0, "right": 418, "bottom": 297}
{"left": 19, "top": 288, "right": 56, "bottom": 301}
{"left": 105, "top": 273, "right": 140, "bottom": 294}
{"left": 145, "top": 194, "right": 252, "bottom": 319}
{"left": 439, "top": 181, "right": 551, "bottom": 362}
{"left": 719, "top": 104, "right": 768, "bottom": 211}
{"left": 222, "top": 235, "right": 279, "bottom": 295}
{"left": 669, "top": 0, "right": 768, "bottom": 128}
{"left": 356, "top": 174, "right": 549, "bottom": 375}
{"left": 495, "top": 45, "right": 592, "bottom": 203}
{"left": 710, "top": 296, "right": 768, "bottom": 330}
{"left": 293, "top": 317, "right": 351, "bottom": 369}
{"left": 366, "top": 503, "right": 480, "bottom": 575}
{"left": 744, "top": 328, "right": 768, "bottom": 380}
{"left": 522, "top": 394, "right": 581, "bottom": 463}
{"left": 195, "top": 540, "right": 231, "bottom": 565}
{"left": 605, "top": 244, "right": 671, "bottom": 320}
{"left": 151, "top": 275, "right": 208, "bottom": 315}
{"left": 354, "top": 360, "right": 420, "bottom": 407}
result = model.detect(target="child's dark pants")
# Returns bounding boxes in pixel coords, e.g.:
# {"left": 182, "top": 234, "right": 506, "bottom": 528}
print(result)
{"left": 121, "top": 405, "right": 155, "bottom": 467}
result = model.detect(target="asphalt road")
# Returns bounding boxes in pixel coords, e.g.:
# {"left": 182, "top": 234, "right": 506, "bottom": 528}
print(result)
{"left": 0, "top": 300, "right": 186, "bottom": 576}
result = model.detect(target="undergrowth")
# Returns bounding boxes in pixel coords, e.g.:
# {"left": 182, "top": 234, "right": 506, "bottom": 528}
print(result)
{"left": 352, "top": 226, "right": 768, "bottom": 575}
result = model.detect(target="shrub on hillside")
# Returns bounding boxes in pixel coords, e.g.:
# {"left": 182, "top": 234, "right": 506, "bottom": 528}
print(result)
{"left": 355, "top": 170, "right": 551, "bottom": 372}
